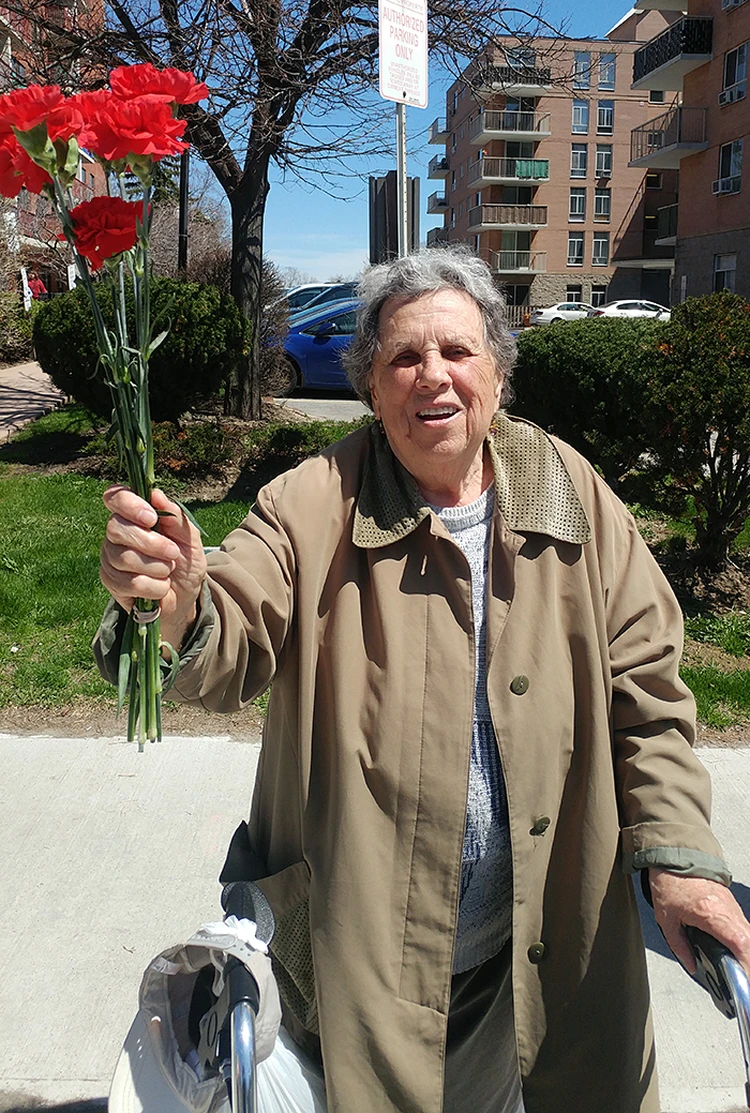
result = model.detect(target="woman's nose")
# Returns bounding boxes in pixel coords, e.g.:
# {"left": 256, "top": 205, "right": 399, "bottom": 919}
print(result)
{"left": 416, "top": 352, "right": 451, "bottom": 388}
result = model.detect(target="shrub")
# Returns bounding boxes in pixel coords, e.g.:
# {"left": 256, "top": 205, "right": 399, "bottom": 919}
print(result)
{"left": 511, "top": 318, "right": 661, "bottom": 490}
{"left": 32, "top": 278, "right": 250, "bottom": 421}
{"left": 641, "top": 291, "right": 750, "bottom": 571}
{"left": 0, "top": 294, "right": 39, "bottom": 364}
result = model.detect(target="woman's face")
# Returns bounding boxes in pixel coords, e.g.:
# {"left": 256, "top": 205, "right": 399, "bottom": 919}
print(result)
{"left": 368, "top": 288, "right": 503, "bottom": 495}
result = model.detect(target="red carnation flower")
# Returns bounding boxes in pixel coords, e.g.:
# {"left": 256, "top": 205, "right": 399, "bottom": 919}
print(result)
{"left": 0, "top": 133, "right": 52, "bottom": 197}
{"left": 0, "top": 85, "right": 64, "bottom": 134}
{"left": 68, "top": 195, "right": 143, "bottom": 269}
{"left": 46, "top": 100, "right": 86, "bottom": 143}
{"left": 76, "top": 90, "right": 188, "bottom": 162}
{"left": 110, "top": 63, "right": 209, "bottom": 105}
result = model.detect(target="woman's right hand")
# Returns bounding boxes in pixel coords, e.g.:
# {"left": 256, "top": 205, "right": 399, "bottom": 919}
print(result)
{"left": 100, "top": 485, "right": 208, "bottom": 652}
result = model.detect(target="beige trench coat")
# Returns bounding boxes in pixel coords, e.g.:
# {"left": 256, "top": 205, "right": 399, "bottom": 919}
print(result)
{"left": 97, "top": 415, "right": 729, "bottom": 1113}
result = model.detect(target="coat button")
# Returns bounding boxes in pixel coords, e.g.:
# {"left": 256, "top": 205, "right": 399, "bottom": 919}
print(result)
{"left": 510, "top": 674, "right": 529, "bottom": 695}
{"left": 527, "top": 942, "right": 546, "bottom": 964}
{"left": 530, "top": 816, "right": 551, "bottom": 836}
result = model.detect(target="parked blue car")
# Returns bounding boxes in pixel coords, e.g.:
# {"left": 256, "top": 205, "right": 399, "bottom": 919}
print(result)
{"left": 284, "top": 299, "right": 359, "bottom": 391}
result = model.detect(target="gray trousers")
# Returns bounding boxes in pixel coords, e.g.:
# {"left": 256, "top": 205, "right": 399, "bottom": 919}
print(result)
{"left": 443, "top": 943, "right": 525, "bottom": 1113}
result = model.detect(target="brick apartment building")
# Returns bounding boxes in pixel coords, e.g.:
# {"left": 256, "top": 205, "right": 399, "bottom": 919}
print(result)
{"left": 425, "top": 13, "right": 684, "bottom": 311}
{"left": 0, "top": 0, "right": 106, "bottom": 292}
{"left": 628, "top": 0, "right": 750, "bottom": 298}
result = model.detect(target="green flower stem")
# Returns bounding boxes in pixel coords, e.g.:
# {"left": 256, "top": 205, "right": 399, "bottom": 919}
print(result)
{"left": 49, "top": 170, "right": 164, "bottom": 746}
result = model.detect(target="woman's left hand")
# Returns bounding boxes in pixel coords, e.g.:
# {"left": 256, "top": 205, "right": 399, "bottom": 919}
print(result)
{"left": 649, "top": 867, "right": 750, "bottom": 975}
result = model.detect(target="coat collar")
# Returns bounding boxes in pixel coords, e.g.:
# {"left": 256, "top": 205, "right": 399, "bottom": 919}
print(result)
{"left": 352, "top": 414, "right": 592, "bottom": 549}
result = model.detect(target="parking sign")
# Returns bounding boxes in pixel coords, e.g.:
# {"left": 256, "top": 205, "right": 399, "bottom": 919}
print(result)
{"left": 378, "top": 0, "right": 428, "bottom": 109}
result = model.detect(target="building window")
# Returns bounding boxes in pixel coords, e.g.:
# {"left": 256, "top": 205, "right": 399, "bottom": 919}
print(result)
{"left": 451, "top": 170, "right": 456, "bottom": 192}
{"left": 598, "top": 52, "right": 616, "bottom": 91}
{"left": 474, "top": 235, "right": 480, "bottom": 252}
{"left": 451, "top": 133, "right": 456, "bottom": 153}
{"left": 568, "top": 232, "right": 584, "bottom": 266}
{"left": 723, "top": 43, "right": 748, "bottom": 98}
{"left": 714, "top": 254, "right": 737, "bottom": 292}
{"left": 597, "top": 100, "right": 614, "bottom": 134}
{"left": 572, "top": 100, "right": 589, "bottom": 134}
{"left": 574, "top": 51, "right": 591, "bottom": 89}
{"left": 595, "top": 144, "right": 613, "bottom": 177}
{"left": 715, "top": 138, "right": 743, "bottom": 192}
{"left": 592, "top": 232, "right": 610, "bottom": 266}
{"left": 458, "top": 201, "right": 463, "bottom": 217}
{"left": 591, "top": 284, "right": 608, "bottom": 306}
{"left": 571, "top": 143, "right": 588, "bottom": 178}
{"left": 506, "top": 46, "right": 537, "bottom": 69}
{"left": 460, "top": 162, "right": 464, "bottom": 178}
{"left": 645, "top": 172, "right": 663, "bottom": 189}
{"left": 566, "top": 284, "right": 583, "bottom": 302}
{"left": 649, "top": 89, "right": 666, "bottom": 103}
{"left": 450, "top": 208, "right": 455, "bottom": 229}
{"left": 460, "top": 125, "right": 465, "bottom": 140}
{"left": 569, "top": 187, "right": 586, "bottom": 221}
{"left": 452, "top": 91, "right": 458, "bottom": 114}
{"left": 594, "top": 187, "right": 611, "bottom": 221}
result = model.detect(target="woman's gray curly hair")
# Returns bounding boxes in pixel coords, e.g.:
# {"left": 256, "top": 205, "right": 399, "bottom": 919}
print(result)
{"left": 343, "top": 246, "right": 517, "bottom": 408}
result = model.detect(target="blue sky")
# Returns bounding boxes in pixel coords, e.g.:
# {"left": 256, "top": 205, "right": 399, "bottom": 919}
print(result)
{"left": 262, "top": 0, "right": 637, "bottom": 282}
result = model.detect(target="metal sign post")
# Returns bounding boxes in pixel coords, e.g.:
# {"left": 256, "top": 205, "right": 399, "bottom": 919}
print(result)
{"left": 396, "top": 102, "right": 408, "bottom": 257}
{"left": 378, "top": 0, "right": 428, "bottom": 257}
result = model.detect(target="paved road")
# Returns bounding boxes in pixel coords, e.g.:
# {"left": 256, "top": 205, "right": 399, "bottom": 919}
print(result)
{"left": 273, "top": 391, "right": 369, "bottom": 422}
{"left": 1, "top": 735, "right": 749, "bottom": 1113}
{"left": 0, "top": 362, "right": 65, "bottom": 441}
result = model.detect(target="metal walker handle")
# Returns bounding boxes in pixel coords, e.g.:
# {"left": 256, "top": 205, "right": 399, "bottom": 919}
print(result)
{"left": 686, "top": 925, "right": 750, "bottom": 1108}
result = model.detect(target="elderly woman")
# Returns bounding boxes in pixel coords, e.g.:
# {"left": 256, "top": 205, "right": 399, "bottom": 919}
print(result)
{"left": 97, "top": 247, "right": 750, "bottom": 1113}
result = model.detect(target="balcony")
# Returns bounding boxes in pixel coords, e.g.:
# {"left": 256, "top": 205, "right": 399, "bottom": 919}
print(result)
{"left": 468, "top": 156, "right": 549, "bottom": 185}
{"left": 485, "top": 249, "right": 547, "bottom": 274}
{"left": 428, "top": 117, "right": 449, "bottom": 144}
{"left": 469, "top": 109, "right": 551, "bottom": 145}
{"left": 477, "top": 63, "right": 553, "bottom": 97}
{"left": 467, "top": 203, "right": 548, "bottom": 231}
{"left": 655, "top": 203, "right": 679, "bottom": 244}
{"left": 427, "top": 154, "right": 450, "bottom": 179}
{"left": 426, "top": 227, "right": 449, "bottom": 247}
{"left": 427, "top": 191, "right": 448, "bottom": 214}
{"left": 629, "top": 105, "right": 707, "bottom": 167}
{"left": 632, "top": 17, "right": 713, "bottom": 90}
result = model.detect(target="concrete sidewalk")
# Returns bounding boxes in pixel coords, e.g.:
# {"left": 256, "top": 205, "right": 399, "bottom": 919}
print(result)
{"left": 0, "top": 361, "right": 64, "bottom": 441}
{"left": 0, "top": 736, "right": 748, "bottom": 1113}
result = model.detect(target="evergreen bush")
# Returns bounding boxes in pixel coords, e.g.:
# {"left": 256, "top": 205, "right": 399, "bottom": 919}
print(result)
{"left": 641, "top": 291, "right": 750, "bottom": 571}
{"left": 511, "top": 318, "right": 660, "bottom": 491}
{"left": 32, "top": 278, "right": 249, "bottom": 421}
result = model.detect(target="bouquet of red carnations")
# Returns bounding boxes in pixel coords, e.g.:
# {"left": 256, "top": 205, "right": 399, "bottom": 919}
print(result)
{"left": 0, "top": 64, "right": 208, "bottom": 748}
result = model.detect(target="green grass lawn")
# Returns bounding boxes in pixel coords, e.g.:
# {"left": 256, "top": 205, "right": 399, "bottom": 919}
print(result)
{"left": 0, "top": 464, "right": 250, "bottom": 708}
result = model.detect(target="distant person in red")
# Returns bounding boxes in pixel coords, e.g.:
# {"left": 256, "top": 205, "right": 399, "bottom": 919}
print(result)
{"left": 27, "top": 270, "right": 47, "bottom": 299}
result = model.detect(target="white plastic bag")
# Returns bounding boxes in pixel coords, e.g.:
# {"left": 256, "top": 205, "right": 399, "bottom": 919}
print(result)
{"left": 256, "top": 1028, "right": 328, "bottom": 1113}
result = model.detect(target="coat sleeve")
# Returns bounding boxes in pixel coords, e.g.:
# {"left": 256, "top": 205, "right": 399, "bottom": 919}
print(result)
{"left": 604, "top": 503, "right": 730, "bottom": 885}
{"left": 92, "top": 481, "right": 298, "bottom": 711}
{"left": 165, "top": 480, "right": 298, "bottom": 711}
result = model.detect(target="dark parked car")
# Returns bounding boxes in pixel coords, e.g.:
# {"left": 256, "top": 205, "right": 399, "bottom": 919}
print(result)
{"left": 283, "top": 299, "right": 359, "bottom": 391}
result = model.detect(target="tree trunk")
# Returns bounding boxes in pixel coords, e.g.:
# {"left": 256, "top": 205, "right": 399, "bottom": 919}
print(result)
{"left": 224, "top": 158, "right": 270, "bottom": 420}
{"left": 695, "top": 512, "right": 734, "bottom": 573}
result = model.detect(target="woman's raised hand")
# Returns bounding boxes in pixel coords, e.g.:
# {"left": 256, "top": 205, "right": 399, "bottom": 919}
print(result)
{"left": 100, "top": 485, "right": 208, "bottom": 651}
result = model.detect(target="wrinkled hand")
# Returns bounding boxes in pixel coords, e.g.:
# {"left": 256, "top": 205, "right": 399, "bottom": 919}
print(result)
{"left": 649, "top": 867, "right": 750, "bottom": 976}
{"left": 100, "top": 485, "right": 207, "bottom": 652}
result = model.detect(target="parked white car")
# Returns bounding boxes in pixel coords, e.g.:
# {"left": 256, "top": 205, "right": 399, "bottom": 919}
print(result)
{"left": 587, "top": 300, "right": 671, "bottom": 320}
{"left": 529, "top": 302, "right": 595, "bottom": 325}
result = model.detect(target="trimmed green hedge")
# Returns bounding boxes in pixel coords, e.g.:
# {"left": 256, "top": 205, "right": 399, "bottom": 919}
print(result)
{"left": 33, "top": 278, "right": 249, "bottom": 421}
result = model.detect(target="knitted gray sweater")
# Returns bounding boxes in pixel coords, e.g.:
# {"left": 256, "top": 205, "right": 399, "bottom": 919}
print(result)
{"left": 430, "top": 486, "right": 513, "bottom": 974}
